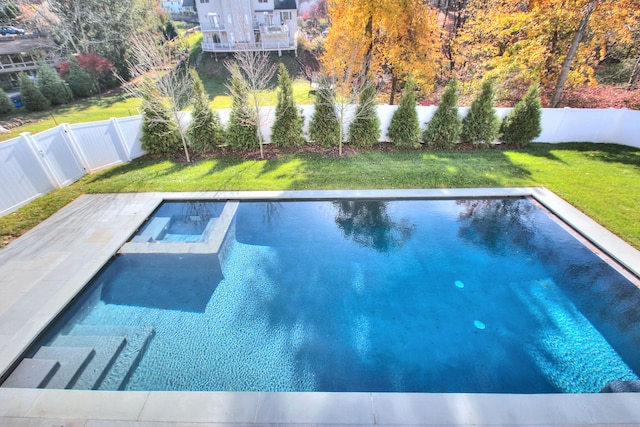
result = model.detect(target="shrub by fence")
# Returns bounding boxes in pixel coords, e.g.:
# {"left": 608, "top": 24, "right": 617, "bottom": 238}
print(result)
{"left": 0, "top": 107, "right": 638, "bottom": 217}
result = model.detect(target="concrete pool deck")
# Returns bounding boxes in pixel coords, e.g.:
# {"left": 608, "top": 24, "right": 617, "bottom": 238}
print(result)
{"left": 1, "top": 188, "right": 639, "bottom": 426}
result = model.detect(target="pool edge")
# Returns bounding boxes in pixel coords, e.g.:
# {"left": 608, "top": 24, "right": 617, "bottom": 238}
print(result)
{"left": 1, "top": 188, "right": 639, "bottom": 426}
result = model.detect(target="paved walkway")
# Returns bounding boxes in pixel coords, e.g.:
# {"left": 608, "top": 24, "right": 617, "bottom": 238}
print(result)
{"left": 1, "top": 190, "right": 639, "bottom": 427}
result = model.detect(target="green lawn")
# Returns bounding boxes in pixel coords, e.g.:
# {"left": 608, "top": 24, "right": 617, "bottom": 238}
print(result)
{"left": 0, "top": 42, "right": 312, "bottom": 141}
{"left": 1, "top": 143, "right": 638, "bottom": 250}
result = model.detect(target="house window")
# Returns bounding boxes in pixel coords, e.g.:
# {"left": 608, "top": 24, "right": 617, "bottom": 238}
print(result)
{"left": 280, "top": 11, "right": 291, "bottom": 21}
{"left": 209, "top": 13, "right": 219, "bottom": 28}
{"left": 264, "top": 12, "right": 273, "bottom": 26}
{"left": 200, "top": 0, "right": 209, "bottom": 3}
{"left": 258, "top": 0, "right": 268, "bottom": 3}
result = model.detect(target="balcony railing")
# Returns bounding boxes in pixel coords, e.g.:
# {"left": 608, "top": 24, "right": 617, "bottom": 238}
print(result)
{"left": 258, "top": 24, "right": 288, "bottom": 34}
{"left": 201, "top": 40, "right": 296, "bottom": 53}
{"left": 200, "top": 23, "right": 227, "bottom": 32}
{"left": 0, "top": 58, "right": 55, "bottom": 73}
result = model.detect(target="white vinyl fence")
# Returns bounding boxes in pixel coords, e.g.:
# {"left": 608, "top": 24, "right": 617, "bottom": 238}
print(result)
{"left": 1, "top": 107, "right": 638, "bottom": 217}
{"left": 1, "top": 116, "right": 143, "bottom": 216}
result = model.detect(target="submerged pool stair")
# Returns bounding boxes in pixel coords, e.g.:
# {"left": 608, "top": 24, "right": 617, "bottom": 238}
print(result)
{"left": 3, "top": 324, "right": 154, "bottom": 390}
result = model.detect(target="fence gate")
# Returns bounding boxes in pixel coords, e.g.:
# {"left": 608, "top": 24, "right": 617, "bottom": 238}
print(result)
{"left": 30, "top": 127, "right": 87, "bottom": 187}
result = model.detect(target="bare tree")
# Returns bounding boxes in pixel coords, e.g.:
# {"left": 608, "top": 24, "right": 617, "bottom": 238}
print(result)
{"left": 32, "top": 0, "right": 163, "bottom": 78}
{"left": 125, "top": 31, "right": 193, "bottom": 161}
{"left": 322, "top": 35, "right": 377, "bottom": 156}
{"left": 550, "top": 0, "right": 598, "bottom": 108}
{"left": 628, "top": 56, "right": 640, "bottom": 90}
{"left": 224, "top": 50, "right": 277, "bottom": 159}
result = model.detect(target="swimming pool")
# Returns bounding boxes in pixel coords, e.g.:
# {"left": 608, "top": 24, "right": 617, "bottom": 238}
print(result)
{"left": 3, "top": 194, "right": 640, "bottom": 394}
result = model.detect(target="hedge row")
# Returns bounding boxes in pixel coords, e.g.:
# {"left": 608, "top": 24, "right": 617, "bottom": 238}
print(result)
{"left": 142, "top": 76, "right": 543, "bottom": 157}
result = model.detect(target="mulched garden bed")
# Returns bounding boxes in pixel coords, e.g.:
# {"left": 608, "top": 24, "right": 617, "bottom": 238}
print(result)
{"left": 167, "top": 141, "right": 507, "bottom": 162}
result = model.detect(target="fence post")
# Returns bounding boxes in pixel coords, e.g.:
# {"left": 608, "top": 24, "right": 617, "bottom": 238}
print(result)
{"left": 61, "top": 123, "right": 91, "bottom": 173}
{"left": 110, "top": 117, "right": 132, "bottom": 161}
{"left": 607, "top": 108, "right": 627, "bottom": 144}
{"left": 20, "top": 131, "right": 62, "bottom": 189}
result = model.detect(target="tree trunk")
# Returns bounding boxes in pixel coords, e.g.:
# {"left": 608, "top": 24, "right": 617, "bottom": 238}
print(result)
{"left": 442, "top": 0, "right": 450, "bottom": 29}
{"left": 389, "top": 74, "right": 398, "bottom": 105}
{"left": 550, "top": 0, "right": 598, "bottom": 108}
{"left": 628, "top": 56, "right": 640, "bottom": 90}
{"left": 363, "top": 14, "right": 373, "bottom": 76}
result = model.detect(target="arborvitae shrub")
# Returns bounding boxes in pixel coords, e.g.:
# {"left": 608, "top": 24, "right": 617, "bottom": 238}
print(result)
{"left": 139, "top": 79, "right": 182, "bottom": 155}
{"left": 37, "top": 61, "right": 73, "bottom": 106}
{"left": 226, "top": 76, "right": 258, "bottom": 150}
{"left": 19, "top": 73, "right": 50, "bottom": 112}
{"left": 348, "top": 79, "right": 380, "bottom": 147}
{"left": 461, "top": 80, "right": 500, "bottom": 148}
{"left": 0, "top": 87, "right": 13, "bottom": 116}
{"left": 423, "top": 79, "right": 462, "bottom": 149}
{"left": 272, "top": 64, "right": 305, "bottom": 147}
{"left": 309, "top": 76, "right": 340, "bottom": 147}
{"left": 387, "top": 76, "right": 420, "bottom": 148}
{"left": 65, "top": 58, "right": 97, "bottom": 99}
{"left": 500, "top": 84, "right": 542, "bottom": 148}
{"left": 187, "top": 70, "right": 224, "bottom": 154}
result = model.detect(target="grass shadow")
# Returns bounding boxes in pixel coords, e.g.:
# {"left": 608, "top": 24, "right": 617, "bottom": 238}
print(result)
{"left": 517, "top": 143, "right": 568, "bottom": 164}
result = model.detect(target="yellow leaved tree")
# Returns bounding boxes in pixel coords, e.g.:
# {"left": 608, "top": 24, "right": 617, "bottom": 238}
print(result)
{"left": 453, "top": 0, "right": 639, "bottom": 105}
{"left": 322, "top": 0, "right": 444, "bottom": 104}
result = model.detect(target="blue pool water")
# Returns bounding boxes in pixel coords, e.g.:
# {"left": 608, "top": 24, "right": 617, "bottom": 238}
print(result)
{"left": 24, "top": 198, "right": 640, "bottom": 392}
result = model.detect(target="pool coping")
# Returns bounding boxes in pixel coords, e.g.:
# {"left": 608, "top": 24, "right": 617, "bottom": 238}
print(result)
{"left": 1, "top": 187, "right": 639, "bottom": 426}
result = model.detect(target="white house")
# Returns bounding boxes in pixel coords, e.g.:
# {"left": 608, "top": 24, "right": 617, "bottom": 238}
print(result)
{"left": 197, "top": 0, "right": 298, "bottom": 54}
{"left": 162, "top": 0, "right": 196, "bottom": 14}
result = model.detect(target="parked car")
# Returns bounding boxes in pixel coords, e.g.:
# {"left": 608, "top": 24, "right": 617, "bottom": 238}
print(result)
{"left": 9, "top": 93, "right": 22, "bottom": 107}
{"left": 0, "top": 26, "right": 25, "bottom": 35}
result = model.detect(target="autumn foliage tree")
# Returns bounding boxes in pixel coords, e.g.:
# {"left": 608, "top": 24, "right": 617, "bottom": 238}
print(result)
{"left": 453, "top": 0, "right": 638, "bottom": 106}
{"left": 322, "top": 0, "right": 443, "bottom": 104}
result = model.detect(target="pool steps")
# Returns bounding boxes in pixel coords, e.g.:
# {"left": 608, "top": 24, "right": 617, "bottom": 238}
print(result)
{"left": 131, "top": 217, "right": 171, "bottom": 242}
{"left": 120, "top": 201, "right": 238, "bottom": 257}
{"left": 32, "top": 346, "right": 94, "bottom": 389}
{"left": 52, "top": 335, "right": 126, "bottom": 389}
{"left": 70, "top": 324, "right": 155, "bottom": 390}
{"left": 3, "top": 324, "right": 154, "bottom": 390}
{"left": 2, "top": 358, "right": 59, "bottom": 388}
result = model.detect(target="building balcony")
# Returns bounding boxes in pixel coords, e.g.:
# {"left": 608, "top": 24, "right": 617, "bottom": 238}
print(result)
{"left": 201, "top": 39, "right": 296, "bottom": 53}
{"left": 258, "top": 24, "right": 289, "bottom": 34}
{"left": 200, "top": 23, "right": 227, "bottom": 32}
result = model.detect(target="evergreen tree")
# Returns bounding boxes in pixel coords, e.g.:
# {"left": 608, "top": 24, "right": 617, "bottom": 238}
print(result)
{"left": 0, "top": 87, "right": 13, "bottom": 116}
{"left": 226, "top": 75, "right": 258, "bottom": 150}
{"left": 461, "top": 80, "right": 500, "bottom": 148}
{"left": 65, "top": 58, "right": 98, "bottom": 98}
{"left": 187, "top": 70, "right": 224, "bottom": 154}
{"left": 308, "top": 76, "right": 340, "bottom": 147}
{"left": 500, "top": 84, "right": 542, "bottom": 148}
{"left": 139, "top": 78, "right": 182, "bottom": 155}
{"left": 271, "top": 64, "right": 305, "bottom": 148}
{"left": 387, "top": 76, "right": 420, "bottom": 148}
{"left": 423, "top": 79, "right": 462, "bottom": 149}
{"left": 0, "top": 3, "right": 18, "bottom": 22}
{"left": 18, "top": 73, "right": 50, "bottom": 112}
{"left": 162, "top": 20, "right": 179, "bottom": 41}
{"left": 37, "top": 61, "right": 73, "bottom": 106}
{"left": 348, "top": 79, "right": 380, "bottom": 147}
